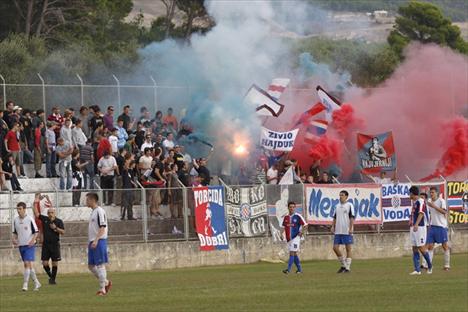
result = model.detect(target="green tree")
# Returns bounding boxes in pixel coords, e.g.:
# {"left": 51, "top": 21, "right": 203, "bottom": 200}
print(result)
{"left": 388, "top": 1, "right": 468, "bottom": 55}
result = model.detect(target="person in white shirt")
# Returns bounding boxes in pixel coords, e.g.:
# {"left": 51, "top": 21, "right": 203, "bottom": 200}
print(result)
{"left": 97, "top": 151, "right": 118, "bottom": 205}
{"left": 108, "top": 128, "right": 119, "bottom": 155}
{"left": 138, "top": 147, "right": 153, "bottom": 175}
{"left": 331, "top": 190, "right": 355, "bottom": 273}
{"left": 12, "top": 202, "right": 41, "bottom": 291}
{"left": 86, "top": 192, "right": 112, "bottom": 296}
{"left": 426, "top": 186, "right": 450, "bottom": 270}
{"left": 60, "top": 118, "right": 73, "bottom": 147}
{"left": 266, "top": 163, "right": 278, "bottom": 185}
{"left": 140, "top": 134, "right": 154, "bottom": 152}
{"left": 366, "top": 170, "right": 396, "bottom": 184}
{"left": 162, "top": 133, "right": 175, "bottom": 152}
{"left": 72, "top": 119, "right": 88, "bottom": 149}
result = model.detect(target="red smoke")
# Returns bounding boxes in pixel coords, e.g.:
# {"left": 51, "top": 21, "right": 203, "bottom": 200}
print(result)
{"left": 421, "top": 117, "right": 468, "bottom": 181}
{"left": 331, "top": 103, "right": 364, "bottom": 139}
{"left": 308, "top": 135, "right": 341, "bottom": 167}
{"left": 348, "top": 43, "right": 468, "bottom": 181}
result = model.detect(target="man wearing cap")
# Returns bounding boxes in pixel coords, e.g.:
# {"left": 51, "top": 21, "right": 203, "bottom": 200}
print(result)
{"left": 32, "top": 194, "right": 65, "bottom": 284}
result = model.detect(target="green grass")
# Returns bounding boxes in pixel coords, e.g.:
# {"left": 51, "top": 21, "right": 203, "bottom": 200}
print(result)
{"left": 1, "top": 254, "right": 467, "bottom": 312}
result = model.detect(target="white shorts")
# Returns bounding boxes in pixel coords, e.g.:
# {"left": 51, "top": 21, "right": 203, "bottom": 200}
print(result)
{"left": 287, "top": 236, "right": 301, "bottom": 252}
{"left": 410, "top": 226, "right": 427, "bottom": 247}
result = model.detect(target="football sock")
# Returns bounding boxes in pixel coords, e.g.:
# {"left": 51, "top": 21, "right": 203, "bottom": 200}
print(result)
{"left": 428, "top": 250, "right": 434, "bottom": 263}
{"left": 444, "top": 249, "right": 450, "bottom": 268}
{"left": 287, "top": 255, "right": 294, "bottom": 272}
{"left": 97, "top": 265, "right": 107, "bottom": 291}
{"left": 338, "top": 256, "right": 345, "bottom": 268}
{"left": 23, "top": 268, "right": 30, "bottom": 284}
{"left": 345, "top": 258, "right": 352, "bottom": 270}
{"left": 43, "top": 265, "right": 51, "bottom": 278}
{"left": 30, "top": 269, "right": 38, "bottom": 283}
{"left": 412, "top": 251, "right": 420, "bottom": 272}
{"left": 89, "top": 266, "right": 99, "bottom": 279}
{"left": 422, "top": 252, "right": 432, "bottom": 269}
{"left": 293, "top": 256, "right": 302, "bottom": 272}
{"left": 52, "top": 266, "right": 58, "bottom": 280}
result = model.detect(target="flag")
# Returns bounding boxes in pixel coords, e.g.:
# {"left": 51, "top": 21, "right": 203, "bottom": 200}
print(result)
{"left": 279, "top": 167, "right": 294, "bottom": 185}
{"left": 357, "top": 131, "right": 397, "bottom": 174}
{"left": 244, "top": 84, "right": 284, "bottom": 117}
{"left": 294, "top": 102, "right": 326, "bottom": 127}
{"left": 309, "top": 119, "right": 328, "bottom": 135}
{"left": 316, "top": 85, "right": 342, "bottom": 122}
{"left": 267, "top": 78, "right": 290, "bottom": 101}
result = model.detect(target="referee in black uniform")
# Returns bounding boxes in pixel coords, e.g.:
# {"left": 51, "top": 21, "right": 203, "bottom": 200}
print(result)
{"left": 33, "top": 197, "right": 65, "bottom": 284}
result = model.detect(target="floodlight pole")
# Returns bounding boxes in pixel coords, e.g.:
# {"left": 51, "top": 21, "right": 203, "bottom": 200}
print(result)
{"left": 0, "top": 74, "right": 6, "bottom": 110}
{"left": 37, "top": 73, "right": 46, "bottom": 120}
{"left": 112, "top": 75, "right": 121, "bottom": 113}
{"left": 76, "top": 74, "right": 84, "bottom": 108}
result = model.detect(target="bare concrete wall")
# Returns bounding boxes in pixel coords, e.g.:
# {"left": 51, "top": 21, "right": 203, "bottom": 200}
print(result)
{"left": 1, "top": 230, "right": 467, "bottom": 276}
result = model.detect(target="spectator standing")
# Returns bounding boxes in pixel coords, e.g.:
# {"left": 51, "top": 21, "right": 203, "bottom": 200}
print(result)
{"left": 80, "top": 139, "right": 95, "bottom": 189}
{"left": 56, "top": 137, "right": 73, "bottom": 190}
{"left": 103, "top": 106, "right": 114, "bottom": 130}
{"left": 2, "top": 153, "right": 23, "bottom": 191}
{"left": 72, "top": 150, "right": 87, "bottom": 206}
{"left": 4, "top": 122, "right": 21, "bottom": 177}
{"left": 108, "top": 128, "right": 119, "bottom": 155}
{"left": 72, "top": 119, "right": 87, "bottom": 149}
{"left": 162, "top": 133, "right": 175, "bottom": 153}
{"left": 98, "top": 150, "right": 118, "bottom": 205}
{"left": 45, "top": 122, "right": 58, "bottom": 178}
{"left": 118, "top": 105, "right": 133, "bottom": 133}
{"left": 177, "top": 161, "right": 190, "bottom": 187}
{"left": 60, "top": 118, "right": 73, "bottom": 148}
{"left": 317, "top": 172, "right": 333, "bottom": 184}
{"left": 162, "top": 107, "right": 178, "bottom": 131}
{"left": 115, "top": 118, "right": 128, "bottom": 150}
{"left": 3, "top": 101, "right": 15, "bottom": 128}
{"left": 121, "top": 160, "right": 137, "bottom": 220}
{"left": 138, "top": 147, "right": 153, "bottom": 175}
{"left": 152, "top": 111, "right": 163, "bottom": 134}
{"left": 267, "top": 163, "right": 279, "bottom": 185}
{"left": 140, "top": 134, "right": 154, "bottom": 152}
{"left": 79, "top": 106, "right": 91, "bottom": 138}
{"left": 0, "top": 110, "right": 9, "bottom": 159}
{"left": 18, "top": 123, "right": 33, "bottom": 176}
{"left": 47, "top": 107, "right": 63, "bottom": 138}
{"left": 34, "top": 121, "right": 46, "bottom": 178}
{"left": 192, "top": 148, "right": 213, "bottom": 186}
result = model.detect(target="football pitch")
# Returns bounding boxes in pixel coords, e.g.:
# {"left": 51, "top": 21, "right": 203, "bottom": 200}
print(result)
{"left": 1, "top": 254, "right": 467, "bottom": 312}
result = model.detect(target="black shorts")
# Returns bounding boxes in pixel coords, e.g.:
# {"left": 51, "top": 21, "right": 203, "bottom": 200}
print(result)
{"left": 41, "top": 242, "right": 61, "bottom": 261}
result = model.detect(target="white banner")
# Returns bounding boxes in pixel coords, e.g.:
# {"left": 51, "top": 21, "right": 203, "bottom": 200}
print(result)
{"left": 382, "top": 183, "right": 412, "bottom": 222}
{"left": 306, "top": 184, "right": 382, "bottom": 225}
{"left": 260, "top": 127, "right": 299, "bottom": 151}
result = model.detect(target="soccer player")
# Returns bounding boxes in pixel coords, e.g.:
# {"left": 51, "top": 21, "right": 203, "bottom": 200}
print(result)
{"left": 331, "top": 190, "right": 355, "bottom": 273}
{"left": 426, "top": 186, "right": 450, "bottom": 270}
{"left": 32, "top": 194, "right": 65, "bottom": 284}
{"left": 86, "top": 192, "right": 112, "bottom": 296}
{"left": 12, "top": 202, "right": 41, "bottom": 291}
{"left": 281, "top": 201, "right": 307, "bottom": 274}
{"left": 408, "top": 186, "right": 432, "bottom": 275}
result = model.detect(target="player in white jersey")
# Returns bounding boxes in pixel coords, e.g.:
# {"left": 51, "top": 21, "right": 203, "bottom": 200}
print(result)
{"left": 426, "top": 187, "right": 450, "bottom": 270}
{"left": 12, "top": 202, "right": 41, "bottom": 291}
{"left": 331, "top": 190, "right": 355, "bottom": 273}
{"left": 86, "top": 192, "right": 112, "bottom": 296}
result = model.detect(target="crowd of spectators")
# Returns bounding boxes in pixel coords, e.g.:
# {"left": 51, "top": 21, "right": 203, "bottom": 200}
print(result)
{"left": 0, "top": 101, "right": 212, "bottom": 220}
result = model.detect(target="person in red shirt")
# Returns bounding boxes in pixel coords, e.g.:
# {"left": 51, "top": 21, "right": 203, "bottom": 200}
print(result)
{"left": 96, "top": 133, "right": 112, "bottom": 161}
{"left": 162, "top": 107, "right": 178, "bottom": 131}
{"left": 4, "top": 122, "right": 21, "bottom": 176}
{"left": 47, "top": 107, "right": 64, "bottom": 138}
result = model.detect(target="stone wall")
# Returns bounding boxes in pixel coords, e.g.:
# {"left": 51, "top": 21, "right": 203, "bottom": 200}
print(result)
{"left": 1, "top": 230, "right": 466, "bottom": 277}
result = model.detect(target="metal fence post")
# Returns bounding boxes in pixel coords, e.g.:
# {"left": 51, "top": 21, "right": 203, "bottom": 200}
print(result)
{"left": 0, "top": 74, "right": 6, "bottom": 110}
{"left": 37, "top": 73, "right": 46, "bottom": 120}
{"left": 137, "top": 181, "right": 148, "bottom": 243}
{"left": 183, "top": 187, "right": 189, "bottom": 241}
{"left": 9, "top": 190, "right": 13, "bottom": 232}
{"left": 112, "top": 75, "right": 121, "bottom": 114}
{"left": 76, "top": 74, "right": 84, "bottom": 108}
{"left": 150, "top": 76, "right": 157, "bottom": 113}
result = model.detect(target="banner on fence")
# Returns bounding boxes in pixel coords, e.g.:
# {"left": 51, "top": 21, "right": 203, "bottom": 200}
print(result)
{"left": 382, "top": 183, "right": 412, "bottom": 222}
{"left": 447, "top": 181, "right": 468, "bottom": 224}
{"left": 194, "top": 186, "right": 229, "bottom": 251}
{"left": 266, "top": 184, "right": 305, "bottom": 242}
{"left": 260, "top": 127, "right": 299, "bottom": 151}
{"left": 306, "top": 184, "right": 382, "bottom": 225}
{"left": 226, "top": 184, "right": 268, "bottom": 237}
{"left": 357, "top": 132, "right": 396, "bottom": 174}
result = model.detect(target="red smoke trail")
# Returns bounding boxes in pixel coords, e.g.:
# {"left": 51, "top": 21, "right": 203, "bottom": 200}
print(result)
{"left": 421, "top": 117, "right": 468, "bottom": 181}
{"left": 331, "top": 103, "right": 364, "bottom": 139}
{"left": 308, "top": 135, "right": 341, "bottom": 167}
